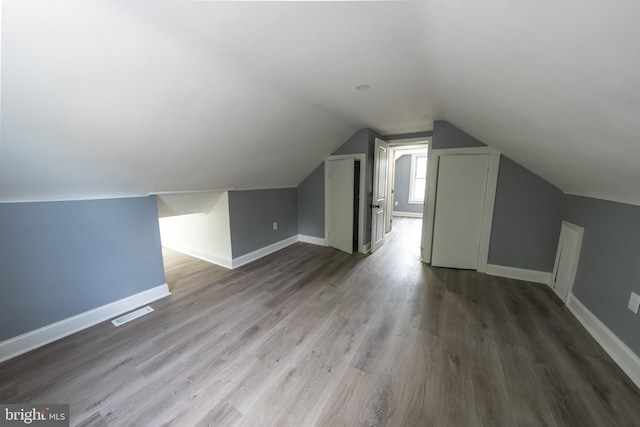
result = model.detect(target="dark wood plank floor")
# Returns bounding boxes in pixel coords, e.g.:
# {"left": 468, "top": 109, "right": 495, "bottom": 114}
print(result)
{"left": 1, "top": 217, "right": 640, "bottom": 426}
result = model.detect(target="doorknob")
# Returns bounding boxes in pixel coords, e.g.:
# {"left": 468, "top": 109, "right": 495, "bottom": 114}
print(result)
{"left": 371, "top": 204, "right": 381, "bottom": 209}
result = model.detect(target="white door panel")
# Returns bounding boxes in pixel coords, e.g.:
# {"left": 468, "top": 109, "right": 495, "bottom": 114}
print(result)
{"left": 371, "top": 138, "right": 389, "bottom": 252}
{"left": 328, "top": 159, "right": 354, "bottom": 254}
{"left": 431, "top": 154, "right": 490, "bottom": 269}
{"left": 551, "top": 222, "right": 584, "bottom": 302}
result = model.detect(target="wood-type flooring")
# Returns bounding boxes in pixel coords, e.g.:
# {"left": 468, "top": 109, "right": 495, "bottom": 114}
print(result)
{"left": 1, "top": 218, "right": 639, "bottom": 426}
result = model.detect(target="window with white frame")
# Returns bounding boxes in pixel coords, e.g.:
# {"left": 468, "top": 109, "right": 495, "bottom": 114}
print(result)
{"left": 409, "top": 153, "right": 428, "bottom": 204}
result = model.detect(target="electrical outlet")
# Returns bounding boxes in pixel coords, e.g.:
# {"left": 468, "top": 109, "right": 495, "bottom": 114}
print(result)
{"left": 628, "top": 291, "right": 640, "bottom": 314}
{"left": 273, "top": 221, "right": 278, "bottom": 231}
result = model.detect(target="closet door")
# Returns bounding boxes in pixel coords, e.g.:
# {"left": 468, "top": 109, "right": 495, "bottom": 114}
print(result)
{"left": 431, "top": 154, "right": 490, "bottom": 269}
{"left": 551, "top": 221, "right": 584, "bottom": 302}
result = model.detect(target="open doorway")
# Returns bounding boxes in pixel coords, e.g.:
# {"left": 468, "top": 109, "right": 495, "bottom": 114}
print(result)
{"left": 385, "top": 140, "right": 430, "bottom": 253}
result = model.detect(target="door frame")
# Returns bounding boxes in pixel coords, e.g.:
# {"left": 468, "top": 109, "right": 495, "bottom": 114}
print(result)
{"left": 550, "top": 221, "right": 584, "bottom": 302}
{"left": 325, "top": 154, "right": 367, "bottom": 254}
{"left": 421, "top": 146, "right": 500, "bottom": 273}
{"left": 386, "top": 139, "right": 431, "bottom": 232}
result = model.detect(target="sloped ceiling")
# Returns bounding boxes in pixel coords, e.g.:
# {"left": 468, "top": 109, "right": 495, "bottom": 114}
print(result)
{"left": 2, "top": 1, "right": 640, "bottom": 205}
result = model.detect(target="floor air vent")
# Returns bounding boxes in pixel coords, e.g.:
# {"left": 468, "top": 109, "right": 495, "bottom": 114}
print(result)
{"left": 111, "top": 306, "right": 154, "bottom": 327}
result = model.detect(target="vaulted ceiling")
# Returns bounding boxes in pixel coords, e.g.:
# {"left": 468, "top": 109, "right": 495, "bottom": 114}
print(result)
{"left": 2, "top": 1, "right": 640, "bottom": 205}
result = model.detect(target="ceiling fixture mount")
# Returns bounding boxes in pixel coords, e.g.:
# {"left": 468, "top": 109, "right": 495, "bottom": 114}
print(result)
{"left": 355, "top": 84, "right": 370, "bottom": 91}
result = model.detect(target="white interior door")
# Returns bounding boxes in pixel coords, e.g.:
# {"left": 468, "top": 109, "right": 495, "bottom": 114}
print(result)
{"left": 328, "top": 159, "right": 355, "bottom": 254}
{"left": 551, "top": 221, "right": 584, "bottom": 302}
{"left": 431, "top": 154, "right": 490, "bottom": 269}
{"left": 371, "top": 138, "right": 389, "bottom": 252}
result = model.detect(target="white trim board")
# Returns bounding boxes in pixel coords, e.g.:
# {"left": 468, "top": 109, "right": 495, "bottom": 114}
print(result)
{"left": 0, "top": 284, "right": 170, "bottom": 364}
{"left": 231, "top": 235, "right": 299, "bottom": 269}
{"left": 392, "top": 211, "right": 423, "bottom": 218}
{"left": 167, "top": 235, "right": 327, "bottom": 271}
{"left": 0, "top": 193, "right": 150, "bottom": 204}
{"left": 152, "top": 186, "right": 297, "bottom": 195}
{"left": 162, "top": 241, "right": 233, "bottom": 269}
{"left": 388, "top": 138, "right": 431, "bottom": 146}
{"left": 486, "top": 264, "right": 552, "bottom": 285}
{"left": 566, "top": 293, "right": 640, "bottom": 390}
{"left": 298, "top": 234, "right": 327, "bottom": 246}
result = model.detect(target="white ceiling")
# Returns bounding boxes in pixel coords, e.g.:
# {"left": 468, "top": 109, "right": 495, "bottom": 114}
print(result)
{"left": 2, "top": 1, "right": 640, "bottom": 205}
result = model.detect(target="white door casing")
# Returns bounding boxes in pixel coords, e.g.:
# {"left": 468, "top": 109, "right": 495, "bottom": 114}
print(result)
{"left": 551, "top": 221, "right": 584, "bottom": 302}
{"left": 371, "top": 138, "right": 389, "bottom": 253}
{"left": 420, "top": 141, "right": 433, "bottom": 255}
{"left": 422, "top": 147, "right": 500, "bottom": 272}
{"left": 385, "top": 147, "right": 396, "bottom": 234}
{"left": 324, "top": 154, "right": 367, "bottom": 254}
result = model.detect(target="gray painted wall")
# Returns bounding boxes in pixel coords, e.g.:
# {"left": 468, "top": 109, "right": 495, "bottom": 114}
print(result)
{"left": 393, "top": 155, "right": 423, "bottom": 214}
{"left": 298, "top": 163, "right": 325, "bottom": 238}
{"left": 228, "top": 188, "right": 298, "bottom": 258}
{"left": 488, "top": 156, "right": 564, "bottom": 271}
{"left": 0, "top": 196, "right": 166, "bottom": 341}
{"left": 564, "top": 195, "right": 640, "bottom": 356}
{"left": 432, "top": 120, "right": 486, "bottom": 149}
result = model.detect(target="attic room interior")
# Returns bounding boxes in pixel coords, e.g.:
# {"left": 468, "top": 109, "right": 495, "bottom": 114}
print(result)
{"left": 1, "top": 0, "right": 640, "bottom": 425}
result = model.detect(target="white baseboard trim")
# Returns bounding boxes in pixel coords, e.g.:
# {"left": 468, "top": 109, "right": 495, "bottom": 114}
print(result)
{"left": 167, "top": 235, "right": 327, "bottom": 270}
{"left": 297, "top": 234, "right": 327, "bottom": 246}
{"left": 0, "top": 283, "right": 170, "bottom": 364}
{"left": 486, "top": 264, "right": 552, "bottom": 285}
{"left": 231, "top": 235, "right": 299, "bottom": 269}
{"left": 566, "top": 292, "right": 640, "bottom": 390}
{"left": 162, "top": 241, "right": 232, "bottom": 269}
{"left": 363, "top": 243, "right": 371, "bottom": 254}
{"left": 392, "top": 211, "right": 423, "bottom": 218}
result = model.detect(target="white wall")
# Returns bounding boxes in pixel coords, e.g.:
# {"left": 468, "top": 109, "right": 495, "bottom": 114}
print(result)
{"left": 157, "top": 191, "right": 232, "bottom": 268}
